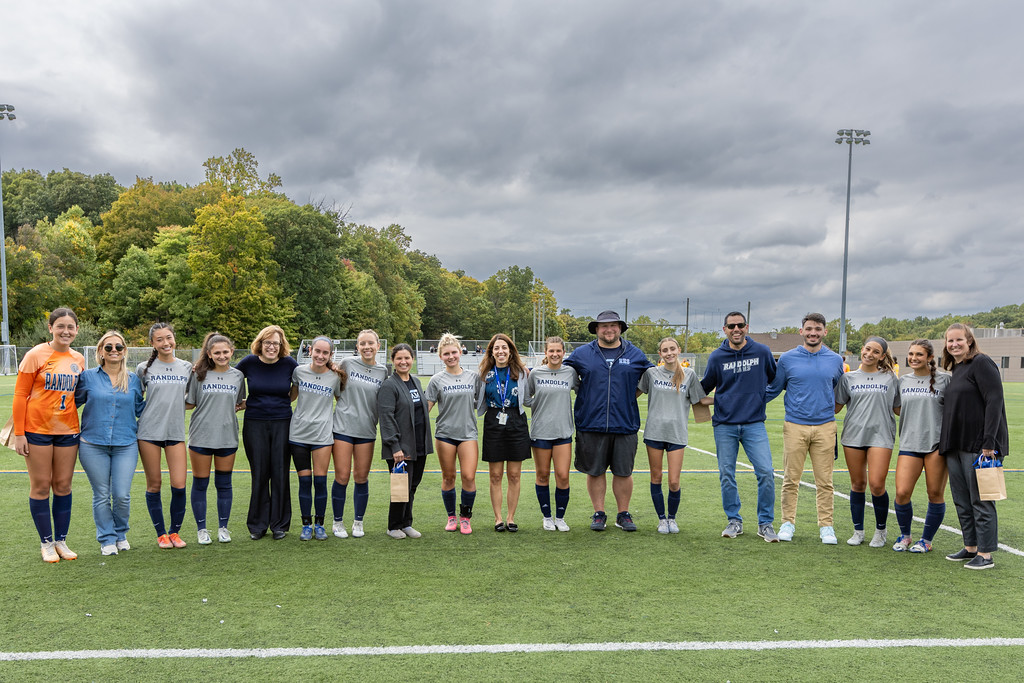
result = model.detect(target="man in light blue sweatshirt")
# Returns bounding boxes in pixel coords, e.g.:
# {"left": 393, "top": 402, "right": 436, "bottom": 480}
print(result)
{"left": 765, "top": 313, "right": 845, "bottom": 544}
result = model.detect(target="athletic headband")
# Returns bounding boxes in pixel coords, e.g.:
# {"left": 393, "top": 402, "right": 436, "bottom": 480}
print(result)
{"left": 865, "top": 336, "right": 888, "bottom": 353}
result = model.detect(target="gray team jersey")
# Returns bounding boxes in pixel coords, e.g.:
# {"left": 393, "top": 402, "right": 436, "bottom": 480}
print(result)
{"left": 835, "top": 369, "right": 901, "bottom": 448}
{"left": 897, "top": 372, "right": 949, "bottom": 453}
{"left": 185, "top": 368, "right": 246, "bottom": 450}
{"left": 332, "top": 357, "right": 387, "bottom": 439}
{"left": 137, "top": 358, "right": 193, "bottom": 441}
{"left": 524, "top": 365, "right": 579, "bottom": 440}
{"left": 426, "top": 369, "right": 480, "bottom": 441}
{"left": 290, "top": 364, "right": 343, "bottom": 447}
{"left": 638, "top": 365, "right": 707, "bottom": 446}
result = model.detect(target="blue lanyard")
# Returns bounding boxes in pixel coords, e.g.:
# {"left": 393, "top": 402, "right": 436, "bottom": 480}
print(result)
{"left": 495, "top": 366, "right": 510, "bottom": 408}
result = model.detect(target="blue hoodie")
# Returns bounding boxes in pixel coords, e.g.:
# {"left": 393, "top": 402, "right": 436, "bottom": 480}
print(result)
{"left": 701, "top": 338, "right": 777, "bottom": 426}
{"left": 564, "top": 339, "right": 653, "bottom": 434}
{"left": 765, "top": 344, "right": 845, "bottom": 425}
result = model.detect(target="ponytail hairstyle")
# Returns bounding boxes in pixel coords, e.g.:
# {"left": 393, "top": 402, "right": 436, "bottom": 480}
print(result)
{"left": 142, "top": 322, "right": 174, "bottom": 378}
{"left": 908, "top": 338, "right": 938, "bottom": 394}
{"left": 95, "top": 331, "right": 130, "bottom": 393}
{"left": 311, "top": 336, "right": 348, "bottom": 391}
{"left": 658, "top": 337, "right": 686, "bottom": 392}
{"left": 478, "top": 333, "right": 527, "bottom": 380}
{"left": 194, "top": 332, "right": 234, "bottom": 382}
{"left": 437, "top": 333, "right": 461, "bottom": 358}
{"left": 541, "top": 336, "right": 566, "bottom": 366}
{"left": 863, "top": 336, "right": 896, "bottom": 375}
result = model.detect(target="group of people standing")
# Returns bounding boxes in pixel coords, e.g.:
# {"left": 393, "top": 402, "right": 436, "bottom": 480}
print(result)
{"left": 12, "top": 307, "right": 1009, "bottom": 570}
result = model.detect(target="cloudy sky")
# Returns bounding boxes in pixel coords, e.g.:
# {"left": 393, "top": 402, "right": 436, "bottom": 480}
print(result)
{"left": 3, "top": 1, "right": 1021, "bottom": 332}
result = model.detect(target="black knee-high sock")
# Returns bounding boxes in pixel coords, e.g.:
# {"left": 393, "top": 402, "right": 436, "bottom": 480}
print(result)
{"left": 191, "top": 476, "right": 210, "bottom": 529}
{"left": 667, "top": 488, "right": 681, "bottom": 517}
{"left": 298, "top": 475, "right": 313, "bottom": 525}
{"left": 894, "top": 501, "right": 913, "bottom": 536}
{"left": 460, "top": 489, "right": 476, "bottom": 514}
{"left": 354, "top": 481, "right": 369, "bottom": 521}
{"left": 922, "top": 502, "right": 945, "bottom": 542}
{"left": 555, "top": 487, "right": 570, "bottom": 519}
{"left": 52, "top": 493, "right": 72, "bottom": 542}
{"left": 169, "top": 486, "right": 186, "bottom": 534}
{"left": 850, "top": 491, "right": 866, "bottom": 530}
{"left": 30, "top": 498, "right": 53, "bottom": 543}
{"left": 650, "top": 483, "right": 665, "bottom": 519}
{"left": 872, "top": 492, "right": 890, "bottom": 529}
{"left": 314, "top": 475, "right": 328, "bottom": 525}
{"left": 215, "top": 471, "right": 232, "bottom": 528}
{"left": 332, "top": 481, "right": 348, "bottom": 521}
{"left": 441, "top": 488, "right": 457, "bottom": 516}
{"left": 146, "top": 491, "right": 166, "bottom": 536}
{"left": 536, "top": 484, "right": 552, "bottom": 517}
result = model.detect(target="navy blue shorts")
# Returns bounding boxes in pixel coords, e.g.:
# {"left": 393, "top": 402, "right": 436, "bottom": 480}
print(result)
{"left": 531, "top": 437, "right": 572, "bottom": 449}
{"left": 25, "top": 432, "right": 80, "bottom": 447}
{"left": 643, "top": 439, "right": 685, "bottom": 452}
{"left": 333, "top": 433, "right": 375, "bottom": 446}
{"left": 190, "top": 445, "right": 236, "bottom": 457}
{"left": 898, "top": 450, "right": 929, "bottom": 459}
{"left": 436, "top": 436, "right": 473, "bottom": 447}
{"left": 140, "top": 439, "right": 183, "bottom": 448}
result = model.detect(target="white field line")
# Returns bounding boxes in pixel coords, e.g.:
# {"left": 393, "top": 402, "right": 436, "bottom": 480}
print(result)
{"left": 3, "top": 638, "right": 1024, "bottom": 661}
{"left": 687, "top": 446, "right": 1024, "bottom": 557}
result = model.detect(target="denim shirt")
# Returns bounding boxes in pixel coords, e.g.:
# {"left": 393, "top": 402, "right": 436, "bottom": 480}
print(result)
{"left": 74, "top": 366, "right": 146, "bottom": 446}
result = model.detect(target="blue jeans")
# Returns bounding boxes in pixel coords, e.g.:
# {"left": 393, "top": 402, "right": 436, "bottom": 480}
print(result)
{"left": 78, "top": 441, "right": 139, "bottom": 545}
{"left": 713, "top": 422, "right": 775, "bottom": 525}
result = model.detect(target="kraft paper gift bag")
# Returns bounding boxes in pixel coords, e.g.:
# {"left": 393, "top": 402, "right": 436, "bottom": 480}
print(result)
{"left": 390, "top": 461, "right": 410, "bottom": 503}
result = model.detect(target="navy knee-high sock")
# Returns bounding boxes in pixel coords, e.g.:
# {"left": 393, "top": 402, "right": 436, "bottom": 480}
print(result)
{"left": 146, "top": 491, "right": 166, "bottom": 536}
{"left": 536, "top": 484, "right": 552, "bottom": 517}
{"left": 872, "top": 492, "right": 890, "bottom": 529}
{"left": 354, "top": 481, "right": 369, "bottom": 521}
{"left": 650, "top": 483, "right": 665, "bottom": 519}
{"left": 441, "top": 488, "right": 457, "bottom": 516}
{"left": 52, "top": 493, "right": 72, "bottom": 541}
{"left": 894, "top": 501, "right": 913, "bottom": 536}
{"left": 214, "top": 471, "right": 232, "bottom": 528}
{"left": 555, "top": 487, "right": 569, "bottom": 519}
{"left": 850, "top": 491, "right": 866, "bottom": 530}
{"left": 667, "top": 488, "right": 681, "bottom": 518}
{"left": 314, "top": 475, "right": 328, "bottom": 524}
{"left": 191, "top": 476, "right": 210, "bottom": 529}
{"left": 460, "top": 489, "right": 476, "bottom": 514}
{"left": 29, "top": 498, "right": 53, "bottom": 543}
{"left": 332, "top": 481, "right": 348, "bottom": 521}
{"left": 922, "top": 502, "right": 945, "bottom": 542}
{"left": 298, "top": 475, "right": 313, "bottom": 525}
{"left": 169, "top": 486, "right": 186, "bottom": 534}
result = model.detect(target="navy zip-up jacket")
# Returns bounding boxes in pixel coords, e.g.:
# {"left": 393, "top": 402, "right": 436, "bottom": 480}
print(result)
{"left": 701, "top": 338, "right": 777, "bottom": 426}
{"left": 564, "top": 339, "right": 653, "bottom": 434}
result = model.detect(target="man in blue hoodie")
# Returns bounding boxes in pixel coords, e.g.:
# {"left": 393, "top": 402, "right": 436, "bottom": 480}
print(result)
{"left": 765, "top": 312, "right": 845, "bottom": 545}
{"left": 701, "top": 312, "right": 779, "bottom": 542}
{"left": 565, "top": 310, "right": 653, "bottom": 532}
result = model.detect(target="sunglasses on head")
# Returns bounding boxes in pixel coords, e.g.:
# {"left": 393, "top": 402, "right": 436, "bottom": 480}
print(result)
{"left": 725, "top": 323, "right": 746, "bottom": 330}
{"left": 104, "top": 343, "right": 126, "bottom": 352}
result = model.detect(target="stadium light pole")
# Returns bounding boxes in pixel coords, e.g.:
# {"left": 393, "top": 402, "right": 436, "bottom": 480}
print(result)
{"left": 0, "top": 104, "right": 16, "bottom": 349}
{"left": 835, "top": 128, "right": 870, "bottom": 357}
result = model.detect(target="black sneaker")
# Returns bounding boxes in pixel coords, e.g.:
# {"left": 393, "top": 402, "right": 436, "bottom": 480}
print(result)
{"left": 964, "top": 555, "right": 995, "bottom": 570}
{"left": 590, "top": 511, "right": 607, "bottom": 531}
{"left": 615, "top": 511, "right": 637, "bottom": 532}
{"left": 946, "top": 547, "right": 978, "bottom": 562}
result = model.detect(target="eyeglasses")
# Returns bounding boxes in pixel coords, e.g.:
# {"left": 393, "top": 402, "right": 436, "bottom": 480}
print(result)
{"left": 103, "top": 343, "right": 126, "bottom": 352}
{"left": 725, "top": 323, "right": 747, "bottom": 330}
{"left": 263, "top": 341, "right": 281, "bottom": 348}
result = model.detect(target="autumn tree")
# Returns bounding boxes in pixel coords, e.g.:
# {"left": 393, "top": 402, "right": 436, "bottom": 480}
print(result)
{"left": 203, "top": 148, "right": 282, "bottom": 196}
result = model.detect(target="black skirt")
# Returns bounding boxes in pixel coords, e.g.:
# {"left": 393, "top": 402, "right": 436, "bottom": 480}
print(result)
{"left": 481, "top": 407, "right": 532, "bottom": 462}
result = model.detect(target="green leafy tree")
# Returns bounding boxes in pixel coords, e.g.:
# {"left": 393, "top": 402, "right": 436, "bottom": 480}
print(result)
{"left": 203, "top": 148, "right": 282, "bottom": 196}
{"left": 1, "top": 168, "right": 121, "bottom": 237}
{"left": 141, "top": 225, "right": 201, "bottom": 338}
{"left": 36, "top": 206, "right": 101, "bottom": 320}
{"left": 345, "top": 224, "right": 424, "bottom": 343}
{"left": 100, "top": 245, "right": 159, "bottom": 334}
{"left": 3, "top": 237, "right": 62, "bottom": 340}
{"left": 557, "top": 310, "right": 592, "bottom": 343}
{"left": 484, "top": 265, "right": 535, "bottom": 345}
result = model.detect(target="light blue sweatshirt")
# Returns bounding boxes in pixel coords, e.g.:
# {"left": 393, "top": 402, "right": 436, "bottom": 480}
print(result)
{"left": 765, "top": 345, "right": 845, "bottom": 425}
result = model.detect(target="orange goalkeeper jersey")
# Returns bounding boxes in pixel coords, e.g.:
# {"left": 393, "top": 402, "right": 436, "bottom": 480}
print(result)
{"left": 13, "top": 343, "right": 86, "bottom": 436}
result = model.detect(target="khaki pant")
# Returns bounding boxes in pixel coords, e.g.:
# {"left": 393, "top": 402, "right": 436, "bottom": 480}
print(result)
{"left": 781, "top": 421, "right": 837, "bottom": 527}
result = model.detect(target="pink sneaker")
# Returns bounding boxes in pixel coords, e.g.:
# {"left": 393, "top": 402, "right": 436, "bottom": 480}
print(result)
{"left": 459, "top": 516, "right": 472, "bottom": 535}
{"left": 445, "top": 515, "right": 458, "bottom": 532}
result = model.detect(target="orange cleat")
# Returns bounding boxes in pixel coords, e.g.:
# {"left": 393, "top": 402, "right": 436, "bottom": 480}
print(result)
{"left": 168, "top": 532, "right": 187, "bottom": 548}
{"left": 157, "top": 534, "right": 174, "bottom": 549}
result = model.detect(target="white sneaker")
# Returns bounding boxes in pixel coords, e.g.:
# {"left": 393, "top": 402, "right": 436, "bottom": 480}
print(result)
{"left": 100, "top": 544, "right": 118, "bottom": 556}
{"left": 41, "top": 541, "right": 60, "bottom": 563}
{"left": 401, "top": 526, "right": 422, "bottom": 538}
{"left": 847, "top": 529, "right": 865, "bottom": 546}
{"left": 115, "top": 539, "right": 131, "bottom": 551}
{"left": 657, "top": 518, "right": 670, "bottom": 534}
{"left": 778, "top": 522, "right": 795, "bottom": 542}
{"left": 53, "top": 540, "right": 78, "bottom": 560}
{"left": 869, "top": 528, "right": 888, "bottom": 548}
{"left": 386, "top": 528, "right": 407, "bottom": 539}
{"left": 197, "top": 528, "right": 212, "bottom": 545}
{"left": 351, "top": 520, "right": 365, "bottom": 538}
{"left": 218, "top": 527, "right": 232, "bottom": 543}
{"left": 667, "top": 518, "right": 680, "bottom": 534}
{"left": 554, "top": 518, "right": 570, "bottom": 532}
{"left": 333, "top": 520, "right": 348, "bottom": 539}
{"left": 542, "top": 517, "right": 556, "bottom": 531}
{"left": 820, "top": 526, "right": 838, "bottom": 545}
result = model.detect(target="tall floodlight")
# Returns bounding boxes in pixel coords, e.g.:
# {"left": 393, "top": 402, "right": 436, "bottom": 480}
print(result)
{"left": 0, "top": 104, "right": 16, "bottom": 363}
{"left": 834, "top": 128, "right": 870, "bottom": 357}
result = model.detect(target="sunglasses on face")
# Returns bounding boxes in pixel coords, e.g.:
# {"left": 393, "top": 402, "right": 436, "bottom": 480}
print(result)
{"left": 104, "top": 343, "right": 126, "bottom": 352}
{"left": 725, "top": 323, "right": 746, "bottom": 330}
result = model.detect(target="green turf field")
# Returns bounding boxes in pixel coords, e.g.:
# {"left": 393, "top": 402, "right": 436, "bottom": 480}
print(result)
{"left": 1, "top": 376, "right": 1022, "bottom": 681}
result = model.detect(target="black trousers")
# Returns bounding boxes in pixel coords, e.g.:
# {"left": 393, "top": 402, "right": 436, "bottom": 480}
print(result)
{"left": 243, "top": 418, "right": 292, "bottom": 534}
{"left": 946, "top": 450, "right": 999, "bottom": 553}
{"left": 387, "top": 456, "right": 426, "bottom": 531}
